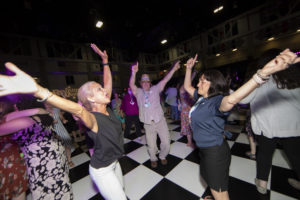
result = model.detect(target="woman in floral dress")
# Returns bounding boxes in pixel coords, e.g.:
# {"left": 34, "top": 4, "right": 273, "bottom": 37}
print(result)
{"left": 0, "top": 96, "right": 73, "bottom": 200}
{"left": 179, "top": 71, "right": 197, "bottom": 147}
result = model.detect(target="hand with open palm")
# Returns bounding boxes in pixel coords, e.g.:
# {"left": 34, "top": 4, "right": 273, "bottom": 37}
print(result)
{"left": 0, "top": 62, "right": 38, "bottom": 96}
{"left": 90, "top": 43, "right": 108, "bottom": 64}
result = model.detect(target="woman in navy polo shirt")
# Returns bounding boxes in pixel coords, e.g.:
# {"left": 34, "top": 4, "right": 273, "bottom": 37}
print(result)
{"left": 184, "top": 51, "right": 300, "bottom": 200}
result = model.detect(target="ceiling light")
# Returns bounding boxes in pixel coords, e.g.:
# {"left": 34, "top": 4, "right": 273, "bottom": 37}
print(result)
{"left": 232, "top": 48, "right": 237, "bottom": 52}
{"left": 161, "top": 39, "right": 167, "bottom": 44}
{"left": 96, "top": 21, "right": 103, "bottom": 28}
{"left": 297, "top": 29, "right": 300, "bottom": 32}
{"left": 267, "top": 37, "right": 274, "bottom": 41}
{"left": 213, "top": 6, "right": 223, "bottom": 13}
{"left": 216, "top": 53, "right": 220, "bottom": 56}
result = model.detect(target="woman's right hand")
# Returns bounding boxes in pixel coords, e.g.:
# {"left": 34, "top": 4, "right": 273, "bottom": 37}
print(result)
{"left": 260, "top": 49, "right": 300, "bottom": 76}
{"left": 0, "top": 62, "right": 38, "bottom": 96}
{"left": 185, "top": 54, "right": 198, "bottom": 69}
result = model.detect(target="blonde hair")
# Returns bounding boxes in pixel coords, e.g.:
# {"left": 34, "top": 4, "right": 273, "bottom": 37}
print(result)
{"left": 77, "top": 81, "right": 97, "bottom": 111}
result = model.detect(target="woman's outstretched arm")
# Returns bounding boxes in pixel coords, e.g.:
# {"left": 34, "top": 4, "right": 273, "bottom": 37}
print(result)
{"left": 220, "top": 49, "right": 300, "bottom": 112}
{"left": 0, "top": 63, "right": 96, "bottom": 131}
{"left": 0, "top": 117, "right": 34, "bottom": 136}
{"left": 184, "top": 54, "right": 198, "bottom": 97}
{"left": 90, "top": 43, "right": 112, "bottom": 99}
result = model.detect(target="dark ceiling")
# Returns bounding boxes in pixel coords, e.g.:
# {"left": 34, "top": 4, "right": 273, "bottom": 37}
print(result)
{"left": 0, "top": 0, "right": 267, "bottom": 53}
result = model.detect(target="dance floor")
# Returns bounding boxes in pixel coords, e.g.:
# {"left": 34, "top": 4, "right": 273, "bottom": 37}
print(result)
{"left": 27, "top": 118, "right": 300, "bottom": 200}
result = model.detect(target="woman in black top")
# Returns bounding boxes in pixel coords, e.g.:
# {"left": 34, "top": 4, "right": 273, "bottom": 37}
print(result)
{"left": 0, "top": 43, "right": 126, "bottom": 200}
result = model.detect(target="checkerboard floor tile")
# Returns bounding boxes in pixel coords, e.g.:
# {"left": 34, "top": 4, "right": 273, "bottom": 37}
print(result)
{"left": 26, "top": 117, "right": 300, "bottom": 200}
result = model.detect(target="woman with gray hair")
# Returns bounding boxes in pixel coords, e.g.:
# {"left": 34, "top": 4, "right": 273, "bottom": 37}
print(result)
{"left": 0, "top": 43, "right": 126, "bottom": 200}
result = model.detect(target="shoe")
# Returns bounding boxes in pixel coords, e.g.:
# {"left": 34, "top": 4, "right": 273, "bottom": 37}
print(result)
{"left": 288, "top": 178, "right": 300, "bottom": 190}
{"left": 255, "top": 178, "right": 267, "bottom": 194}
{"left": 151, "top": 161, "right": 158, "bottom": 168}
{"left": 160, "top": 159, "right": 167, "bottom": 165}
{"left": 245, "top": 151, "right": 256, "bottom": 160}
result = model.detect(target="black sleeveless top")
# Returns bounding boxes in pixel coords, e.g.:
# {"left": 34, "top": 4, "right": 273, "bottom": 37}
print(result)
{"left": 88, "top": 108, "right": 124, "bottom": 168}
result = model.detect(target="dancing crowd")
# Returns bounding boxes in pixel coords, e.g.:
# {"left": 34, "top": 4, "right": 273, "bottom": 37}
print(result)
{"left": 0, "top": 43, "right": 300, "bottom": 200}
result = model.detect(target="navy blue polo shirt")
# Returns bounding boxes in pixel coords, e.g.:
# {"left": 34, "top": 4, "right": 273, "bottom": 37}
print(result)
{"left": 190, "top": 90, "right": 230, "bottom": 148}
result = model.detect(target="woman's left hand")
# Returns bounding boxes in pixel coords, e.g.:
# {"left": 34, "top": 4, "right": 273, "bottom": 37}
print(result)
{"left": 90, "top": 43, "right": 108, "bottom": 63}
{"left": 260, "top": 49, "right": 300, "bottom": 76}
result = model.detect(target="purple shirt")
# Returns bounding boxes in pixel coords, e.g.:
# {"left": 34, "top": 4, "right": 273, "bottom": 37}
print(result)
{"left": 120, "top": 93, "right": 139, "bottom": 115}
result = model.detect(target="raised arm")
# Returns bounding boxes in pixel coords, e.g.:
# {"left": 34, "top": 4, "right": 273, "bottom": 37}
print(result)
{"left": 0, "top": 63, "right": 96, "bottom": 131}
{"left": 0, "top": 117, "right": 34, "bottom": 136}
{"left": 4, "top": 108, "right": 49, "bottom": 122}
{"left": 184, "top": 54, "right": 198, "bottom": 96}
{"left": 157, "top": 60, "right": 181, "bottom": 91}
{"left": 129, "top": 62, "right": 139, "bottom": 96}
{"left": 220, "top": 49, "right": 300, "bottom": 112}
{"left": 180, "top": 69, "right": 198, "bottom": 93}
{"left": 90, "top": 43, "right": 112, "bottom": 99}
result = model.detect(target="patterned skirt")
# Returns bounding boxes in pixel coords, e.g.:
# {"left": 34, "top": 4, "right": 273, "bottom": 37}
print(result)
{"left": 22, "top": 138, "right": 73, "bottom": 200}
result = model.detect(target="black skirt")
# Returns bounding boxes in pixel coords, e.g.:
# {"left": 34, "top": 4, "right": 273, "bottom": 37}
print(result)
{"left": 198, "top": 140, "right": 231, "bottom": 192}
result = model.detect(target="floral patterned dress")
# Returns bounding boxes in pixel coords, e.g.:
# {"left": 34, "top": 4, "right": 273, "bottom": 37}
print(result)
{"left": 180, "top": 89, "right": 195, "bottom": 136}
{"left": 11, "top": 118, "right": 73, "bottom": 200}
{"left": 0, "top": 136, "right": 28, "bottom": 200}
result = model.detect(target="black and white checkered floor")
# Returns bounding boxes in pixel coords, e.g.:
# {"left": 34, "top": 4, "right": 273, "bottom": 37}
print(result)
{"left": 28, "top": 118, "right": 300, "bottom": 200}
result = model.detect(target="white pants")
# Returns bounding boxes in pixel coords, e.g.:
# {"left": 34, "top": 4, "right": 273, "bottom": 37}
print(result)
{"left": 89, "top": 161, "right": 126, "bottom": 200}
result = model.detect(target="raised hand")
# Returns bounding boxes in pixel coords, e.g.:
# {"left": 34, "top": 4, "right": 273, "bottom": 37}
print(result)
{"left": 172, "top": 60, "right": 181, "bottom": 71}
{"left": 131, "top": 62, "right": 139, "bottom": 73}
{"left": 260, "top": 49, "right": 300, "bottom": 76}
{"left": 185, "top": 54, "right": 198, "bottom": 69}
{"left": 90, "top": 43, "right": 108, "bottom": 63}
{"left": 0, "top": 62, "right": 38, "bottom": 97}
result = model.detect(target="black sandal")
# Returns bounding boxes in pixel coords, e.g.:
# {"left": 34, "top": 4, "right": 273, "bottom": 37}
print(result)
{"left": 245, "top": 151, "right": 256, "bottom": 160}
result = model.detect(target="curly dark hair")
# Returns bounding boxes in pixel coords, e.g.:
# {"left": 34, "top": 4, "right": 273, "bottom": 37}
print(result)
{"left": 201, "top": 70, "right": 229, "bottom": 97}
{"left": 273, "top": 62, "right": 300, "bottom": 89}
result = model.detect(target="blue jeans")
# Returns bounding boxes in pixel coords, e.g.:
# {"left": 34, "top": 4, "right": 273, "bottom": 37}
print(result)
{"left": 171, "top": 105, "right": 179, "bottom": 120}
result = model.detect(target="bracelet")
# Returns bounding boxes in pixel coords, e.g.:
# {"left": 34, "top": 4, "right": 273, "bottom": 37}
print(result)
{"left": 252, "top": 73, "right": 266, "bottom": 85}
{"left": 102, "top": 63, "right": 109, "bottom": 66}
{"left": 37, "top": 89, "right": 53, "bottom": 102}
{"left": 257, "top": 70, "right": 270, "bottom": 80}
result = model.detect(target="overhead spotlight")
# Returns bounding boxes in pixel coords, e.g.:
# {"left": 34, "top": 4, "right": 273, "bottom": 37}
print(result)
{"left": 216, "top": 53, "right": 220, "bottom": 56}
{"left": 297, "top": 29, "right": 300, "bottom": 32}
{"left": 213, "top": 6, "right": 223, "bottom": 13}
{"left": 267, "top": 37, "right": 274, "bottom": 41}
{"left": 232, "top": 48, "right": 237, "bottom": 52}
{"left": 161, "top": 39, "right": 167, "bottom": 44}
{"left": 96, "top": 20, "right": 103, "bottom": 28}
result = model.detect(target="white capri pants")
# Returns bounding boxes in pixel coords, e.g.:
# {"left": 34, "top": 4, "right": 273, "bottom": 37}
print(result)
{"left": 89, "top": 160, "right": 126, "bottom": 200}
